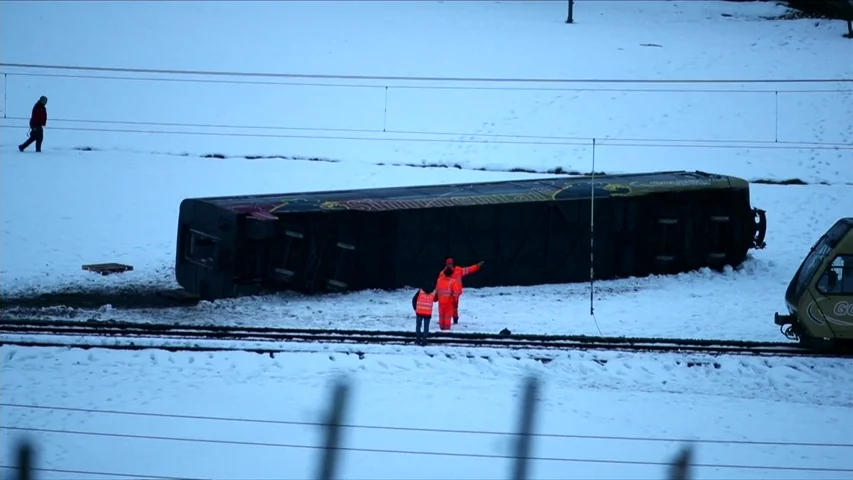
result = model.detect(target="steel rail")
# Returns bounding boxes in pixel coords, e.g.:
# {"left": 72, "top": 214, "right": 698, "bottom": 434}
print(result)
{"left": 1, "top": 319, "right": 849, "bottom": 358}
{"left": 0, "top": 327, "right": 804, "bottom": 354}
{"left": 0, "top": 337, "right": 842, "bottom": 359}
{"left": 0, "top": 319, "right": 796, "bottom": 346}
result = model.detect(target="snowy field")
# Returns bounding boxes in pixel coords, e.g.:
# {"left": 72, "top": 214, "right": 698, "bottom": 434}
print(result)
{"left": 2, "top": 1, "right": 853, "bottom": 478}
{"left": 2, "top": 345, "right": 853, "bottom": 480}
{"left": 1, "top": 1, "right": 852, "bottom": 344}
{"left": 4, "top": 151, "right": 852, "bottom": 341}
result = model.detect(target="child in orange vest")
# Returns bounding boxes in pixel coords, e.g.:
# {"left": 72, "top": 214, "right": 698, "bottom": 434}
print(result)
{"left": 412, "top": 284, "right": 437, "bottom": 345}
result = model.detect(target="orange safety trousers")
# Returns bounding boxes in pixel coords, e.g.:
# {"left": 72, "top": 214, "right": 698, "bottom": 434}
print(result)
{"left": 438, "top": 299, "right": 455, "bottom": 330}
{"left": 450, "top": 295, "right": 460, "bottom": 318}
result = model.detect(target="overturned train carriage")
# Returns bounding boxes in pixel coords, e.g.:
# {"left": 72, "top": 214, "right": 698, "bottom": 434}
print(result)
{"left": 175, "top": 170, "right": 767, "bottom": 300}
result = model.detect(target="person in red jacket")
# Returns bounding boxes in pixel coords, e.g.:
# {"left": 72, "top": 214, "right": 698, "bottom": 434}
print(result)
{"left": 435, "top": 268, "right": 462, "bottom": 331}
{"left": 18, "top": 96, "right": 48, "bottom": 153}
{"left": 438, "top": 257, "right": 484, "bottom": 325}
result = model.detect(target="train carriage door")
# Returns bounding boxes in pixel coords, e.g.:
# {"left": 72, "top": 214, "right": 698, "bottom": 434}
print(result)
{"left": 814, "top": 254, "right": 853, "bottom": 339}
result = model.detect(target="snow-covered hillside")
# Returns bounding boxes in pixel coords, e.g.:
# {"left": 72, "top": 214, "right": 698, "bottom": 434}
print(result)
{"left": 1, "top": 2, "right": 851, "bottom": 179}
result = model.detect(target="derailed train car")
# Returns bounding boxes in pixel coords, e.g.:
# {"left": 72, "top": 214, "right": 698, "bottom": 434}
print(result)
{"left": 174, "top": 170, "right": 767, "bottom": 300}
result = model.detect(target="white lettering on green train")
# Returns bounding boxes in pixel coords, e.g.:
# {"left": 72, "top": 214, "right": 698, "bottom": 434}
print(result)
{"left": 834, "top": 301, "right": 853, "bottom": 316}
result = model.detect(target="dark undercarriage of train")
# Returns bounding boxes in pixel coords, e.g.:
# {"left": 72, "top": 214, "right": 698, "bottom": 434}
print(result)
{"left": 175, "top": 170, "right": 768, "bottom": 300}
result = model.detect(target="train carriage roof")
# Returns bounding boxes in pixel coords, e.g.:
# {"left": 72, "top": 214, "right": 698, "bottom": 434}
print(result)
{"left": 188, "top": 170, "right": 748, "bottom": 214}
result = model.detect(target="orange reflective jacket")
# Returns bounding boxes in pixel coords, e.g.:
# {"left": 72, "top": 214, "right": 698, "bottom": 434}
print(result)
{"left": 415, "top": 289, "right": 435, "bottom": 316}
{"left": 437, "top": 264, "right": 480, "bottom": 291}
{"left": 436, "top": 276, "right": 461, "bottom": 300}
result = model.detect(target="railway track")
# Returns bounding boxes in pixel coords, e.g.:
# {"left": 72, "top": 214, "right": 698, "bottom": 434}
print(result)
{"left": 1, "top": 319, "right": 850, "bottom": 358}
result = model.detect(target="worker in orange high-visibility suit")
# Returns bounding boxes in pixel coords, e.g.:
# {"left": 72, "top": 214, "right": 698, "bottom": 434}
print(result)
{"left": 438, "top": 257, "right": 484, "bottom": 325}
{"left": 435, "top": 267, "right": 462, "bottom": 331}
{"left": 412, "top": 284, "right": 438, "bottom": 345}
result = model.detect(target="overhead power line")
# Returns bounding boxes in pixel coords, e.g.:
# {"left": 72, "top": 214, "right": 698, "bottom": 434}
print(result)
{"left": 2, "top": 62, "right": 852, "bottom": 84}
{"left": 0, "top": 465, "right": 204, "bottom": 480}
{"left": 3, "top": 403, "right": 852, "bottom": 450}
{"left": 4, "top": 71, "right": 852, "bottom": 93}
{"left": 4, "top": 115, "right": 850, "bottom": 149}
{"left": 3, "top": 426, "right": 851, "bottom": 474}
{"left": 2, "top": 122, "right": 849, "bottom": 151}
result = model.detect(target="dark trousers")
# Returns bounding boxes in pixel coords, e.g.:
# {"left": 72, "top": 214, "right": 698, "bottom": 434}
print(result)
{"left": 20, "top": 126, "right": 44, "bottom": 152}
{"left": 415, "top": 314, "right": 431, "bottom": 344}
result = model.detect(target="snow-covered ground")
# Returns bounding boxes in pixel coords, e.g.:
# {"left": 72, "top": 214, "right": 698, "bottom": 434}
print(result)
{"left": 4, "top": 165, "right": 850, "bottom": 342}
{"left": 3, "top": 150, "right": 851, "bottom": 340}
{"left": 2, "top": 1, "right": 853, "bottom": 478}
{"left": 2, "top": 3, "right": 851, "bottom": 182}
{"left": 1, "top": 1, "right": 852, "bottom": 343}
{"left": 2, "top": 345, "right": 853, "bottom": 480}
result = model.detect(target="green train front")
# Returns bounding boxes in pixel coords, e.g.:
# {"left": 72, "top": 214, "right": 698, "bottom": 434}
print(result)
{"left": 775, "top": 218, "right": 853, "bottom": 345}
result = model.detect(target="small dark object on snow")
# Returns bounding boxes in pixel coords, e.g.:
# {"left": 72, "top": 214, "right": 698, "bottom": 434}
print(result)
{"left": 500, "top": 328, "right": 512, "bottom": 336}
{"left": 82, "top": 263, "right": 134, "bottom": 276}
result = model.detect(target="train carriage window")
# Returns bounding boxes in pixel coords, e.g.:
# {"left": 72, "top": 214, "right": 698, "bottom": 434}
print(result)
{"left": 817, "top": 255, "right": 853, "bottom": 294}
{"left": 794, "top": 242, "right": 833, "bottom": 298}
{"left": 185, "top": 229, "right": 219, "bottom": 267}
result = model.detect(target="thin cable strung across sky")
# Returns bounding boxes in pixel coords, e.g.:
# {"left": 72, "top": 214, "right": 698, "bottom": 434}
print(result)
{"left": 0, "top": 465, "right": 205, "bottom": 480}
{"left": 1, "top": 119, "right": 849, "bottom": 150}
{"left": 3, "top": 115, "right": 850, "bottom": 149}
{"left": 3, "top": 403, "right": 852, "bottom": 449}
{"left": 4, "top": 71, "right": 852, "bottom": 93}
{"left": 2, "top": 426, "right": 852, "bottom": 474}
{"left": 2, "top": 62, "right": 852, "bottom": 84}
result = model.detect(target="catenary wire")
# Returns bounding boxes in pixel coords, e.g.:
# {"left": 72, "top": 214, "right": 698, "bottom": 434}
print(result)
{"left": 2, "top": 123, "right": 850, "bottom": 150}
{"left": 0, "top": 469, "right": 529, "bottom": 480}
{"left": 4, "top": 71, "right": 852, "bottom": 94}
{"left": 2, "top": 62, "right": 852, "bottom": 84}
{"left": 3, "top": 403, "right": 852, "bottom": 449}
{"left": 4, "top": 115, "right": 850, "bottom": 148}
{"left": 0, "top": 123, "right": 584, "bottom": 146}
{"left": 0, "top": 469, "right": 499, "bottom": 480}
{"left": 2, "top": 426, "right": 851, "bottom": 474}
{"left": 0, "top": 465, "right": 205, "bottom": 480}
